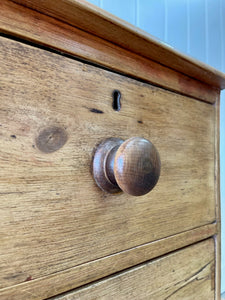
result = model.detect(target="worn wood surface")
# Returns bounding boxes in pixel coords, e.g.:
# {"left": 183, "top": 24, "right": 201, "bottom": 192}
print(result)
{"left": 54, "top": 239, "right": 215, "bottom": 300}
{"left": 0, "top": 0, "right": 220, "bottom": 103}
{"left": 11, "top": 0, "right": 225, "bottom": 90}
{"left": 0, "top": 224, "right": 217, "bottom": 300}
{"left": 114, "top": 137, "right": 161, "bottom": 196}
{"left": 0, "top": 36, "right": 216, "bottom": 296}
{"left": 215, "top": 97, "right": 221, "bottom": 299}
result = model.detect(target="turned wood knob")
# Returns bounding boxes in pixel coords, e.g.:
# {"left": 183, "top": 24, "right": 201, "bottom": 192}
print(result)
{"left": 92, "top": 137, "right": 161, "bottom": 196}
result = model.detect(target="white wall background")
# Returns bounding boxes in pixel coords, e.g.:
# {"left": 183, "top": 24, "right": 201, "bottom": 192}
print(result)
{"left": 86, "top": 0, "right": 225, "bottom": 293}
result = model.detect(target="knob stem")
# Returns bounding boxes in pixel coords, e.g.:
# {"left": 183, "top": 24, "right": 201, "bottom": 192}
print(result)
{"left": 106, "top": 145, "right": 120, "bottom": 186}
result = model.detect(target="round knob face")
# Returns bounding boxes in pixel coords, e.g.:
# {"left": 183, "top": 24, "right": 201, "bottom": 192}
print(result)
{"left": 114, "top": 137, "right": 161, "bottom": 196}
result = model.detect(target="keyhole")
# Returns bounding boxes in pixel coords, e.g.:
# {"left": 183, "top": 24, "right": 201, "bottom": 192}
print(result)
{"left": 112, "top": 90, "right": 121, "bottom": 111}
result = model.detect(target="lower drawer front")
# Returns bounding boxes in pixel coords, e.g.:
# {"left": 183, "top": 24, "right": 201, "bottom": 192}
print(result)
{"left": 55, "top": 239, "right": 215, "bottom": 300}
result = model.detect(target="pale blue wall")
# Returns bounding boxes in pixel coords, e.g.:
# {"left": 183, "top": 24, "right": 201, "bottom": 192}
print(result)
{"left": 87, "top": 0, "right": 225, "bottom": 293}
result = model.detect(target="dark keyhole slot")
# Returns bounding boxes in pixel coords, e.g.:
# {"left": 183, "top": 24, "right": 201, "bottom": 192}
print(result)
{"left": 112, "top": 90, "right": 121, "bottom": 111}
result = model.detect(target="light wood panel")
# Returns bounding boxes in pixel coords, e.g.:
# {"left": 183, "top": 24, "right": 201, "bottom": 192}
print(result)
{"left": 54, "top": 239, "right": 215, "bottom": 300}
{"left": 11, "top": 0, "right": 225, "bottom": 89}
{"left": 215, "top": 95, "right": 221, "bottom": 299}
{"left": 0, "top": 0, "right": 220, "bottom": 103}
{"left": 0, "top": 224, "right": 217, "bottom": 300}
{"left": 0, "top": 36, "right": 215, "bottom": 293}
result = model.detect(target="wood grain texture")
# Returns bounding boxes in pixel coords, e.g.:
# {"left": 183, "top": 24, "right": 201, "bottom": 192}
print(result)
{"left": 215, "top": 97, "right": 221, "bottom": 299}
{"left": 0, "top": 36, "right": 216, "bottom": 294}
{"left": 11, "top": 0, "right": 225, "bottom": 90}
{"left": 0, "top": 224, "right": 217, "bottom": 300}
{"left": 0, "top": 0, "right": 219, "bottom": 103}
{"left": 114, "top": 137, "right": 161, "bottom": 196}
{"left": 54, "top": 239, "right": 215, "bottom": 300}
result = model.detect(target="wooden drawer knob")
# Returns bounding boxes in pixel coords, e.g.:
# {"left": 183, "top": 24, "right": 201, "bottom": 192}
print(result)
{"left": 92, "top": 137, "right": 161, "bottom": 196}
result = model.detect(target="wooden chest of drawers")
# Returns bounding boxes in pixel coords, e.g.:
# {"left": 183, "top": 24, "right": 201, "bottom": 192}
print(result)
{"left": 0, "top": 0, "right": 224, "bottom": 299}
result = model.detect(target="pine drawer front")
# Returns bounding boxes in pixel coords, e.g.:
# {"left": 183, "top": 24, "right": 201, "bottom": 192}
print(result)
{"left": 0, "top": 36, "right": 215, "bottom": 292}
{"left": 54, "top": 239, "right": 215, "bottom": 300}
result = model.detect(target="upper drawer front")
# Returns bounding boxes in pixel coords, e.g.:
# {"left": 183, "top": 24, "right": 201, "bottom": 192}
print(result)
{"left": 54, "top": 239, "right": 215, "bottom": 300}
{"left": 0, "top": 36, "right": 215, "bottom": 288}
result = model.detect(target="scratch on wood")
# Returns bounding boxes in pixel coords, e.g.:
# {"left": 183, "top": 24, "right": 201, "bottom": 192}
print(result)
{"left": 164, "top": 261, "right": 213, "bottom": 300}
